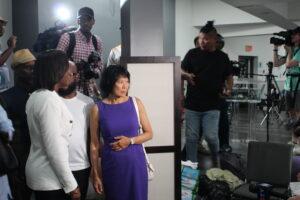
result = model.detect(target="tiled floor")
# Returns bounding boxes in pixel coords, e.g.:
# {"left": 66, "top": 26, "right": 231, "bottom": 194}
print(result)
{"left": 191, "top": 102, "right": 293, "bottom": 169}
{"left": 229, "top": 102, "right": 292, "bottom": 158}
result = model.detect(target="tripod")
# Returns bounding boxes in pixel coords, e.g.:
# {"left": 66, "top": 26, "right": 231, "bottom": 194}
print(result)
{"left": 263, "top": 62, "right": 281, "bottom": 142}
{"left": 251, "top": 62, "right": 283, "bottom": 142}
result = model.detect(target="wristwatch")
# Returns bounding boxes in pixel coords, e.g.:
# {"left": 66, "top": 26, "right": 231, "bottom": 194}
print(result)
{"left": 130, "top": 138, "right": 135, "bottom": 145}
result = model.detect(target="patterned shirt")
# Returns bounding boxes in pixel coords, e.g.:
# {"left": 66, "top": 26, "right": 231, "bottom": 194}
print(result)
{"left": 57, "top": 29, "right": 103, "bottom": 99}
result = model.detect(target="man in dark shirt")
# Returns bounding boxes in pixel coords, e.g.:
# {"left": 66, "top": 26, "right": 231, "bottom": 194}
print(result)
{"left": 181, "top": 21, "right": 233, "bottom": 165}
{"left": 0, "top": 49, "right": 35, "bottom": 200}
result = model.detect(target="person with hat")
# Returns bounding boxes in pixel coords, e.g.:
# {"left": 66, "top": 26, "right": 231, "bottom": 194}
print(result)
{"left": 0, "top": 49, "right": 35, "bottom": 200}
{"left": 273, "top": 27, "right": 300, "bottom": 129}
{"left": 0, "top": 16, "right": 17, "bottom": 66}
{"left": 57, "top": 7, "right": 103, "bottom": 99}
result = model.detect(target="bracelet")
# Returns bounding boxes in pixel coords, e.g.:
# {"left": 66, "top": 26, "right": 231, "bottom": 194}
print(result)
{"left": 130, "top": 138, "right": 135, "bottom": 145}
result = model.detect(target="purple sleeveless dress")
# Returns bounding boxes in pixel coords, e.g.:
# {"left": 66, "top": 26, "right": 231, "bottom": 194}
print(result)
{"left": 97, "top": 97, "right": 148, "bottom": 200}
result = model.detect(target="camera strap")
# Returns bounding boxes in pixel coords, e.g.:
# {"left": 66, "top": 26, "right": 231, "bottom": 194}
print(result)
{"left": 66, "top": 32, "right": 99, "bottom": 59}
{"left": 293, "top": 48, "right": 300, "bottom": 57}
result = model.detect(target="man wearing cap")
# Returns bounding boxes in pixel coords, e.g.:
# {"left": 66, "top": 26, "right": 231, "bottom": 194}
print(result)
{"left": 0, "top": 16, "right": 17, "bottom": 66}
{"left": 0, "top": 49, "right": 36, "bottom": 200}
{"left": 57, "top": 7, "right": 103, "bottom": 99}
{"left": 274, "top": 27, "right": 300, "bottom": 128}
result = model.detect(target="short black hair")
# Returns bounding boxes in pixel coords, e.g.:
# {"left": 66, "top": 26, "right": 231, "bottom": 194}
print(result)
{"left": 100, "top": 65, "right": 130, "bottom": 98}
{"left": 200, "top": 21, "right": 217, "bottom": 34}
{"left": 194, "top": 36, "right": 199, "bottom": 47}
{"left": 33, "top": 50, "right": 69, "bottom": 90}
{"left": 217, "top": 33, "right": 225, "bottom": 50}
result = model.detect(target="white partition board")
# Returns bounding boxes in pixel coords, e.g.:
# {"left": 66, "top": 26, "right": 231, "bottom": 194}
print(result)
{"left": 127, "top": 63, "right": 175, "bottom": 147}
{"left": 148, "top": 153, "right": 175, "bottom": 200}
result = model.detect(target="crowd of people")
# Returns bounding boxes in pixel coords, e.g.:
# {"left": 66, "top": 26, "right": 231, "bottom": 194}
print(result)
{"left": 1, "top": 4, "right": 300, "bottom": 200}
{"left": 0, "top": 6, "right": 152, "bottom": 200}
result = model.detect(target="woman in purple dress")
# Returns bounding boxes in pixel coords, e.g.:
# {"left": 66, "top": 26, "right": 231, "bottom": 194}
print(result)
{"left": 90, "top": 65, "right": 153, "bottom": 200}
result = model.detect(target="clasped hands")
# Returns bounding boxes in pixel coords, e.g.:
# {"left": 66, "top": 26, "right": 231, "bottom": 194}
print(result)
{"left": 110, "top": 136, "right": 131, "bottom": 151}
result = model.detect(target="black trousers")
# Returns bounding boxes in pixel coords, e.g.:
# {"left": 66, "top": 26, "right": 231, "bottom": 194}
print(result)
{"left": 218, "top": 100, "right": 230, "bottom": 147}
{"left": 72, "top": 167, "right": 90, "bottom": 200}
{"left": 35, "top": 167, "right": 90, "bottom": 200}
{"left": 8, "top": 141, "right": 32, "bottom": 200}
{"left": 35, "top": 189, "right": 70, "bottom": 200}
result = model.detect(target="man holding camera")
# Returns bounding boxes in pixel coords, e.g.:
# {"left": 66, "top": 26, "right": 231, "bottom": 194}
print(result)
{"left": 273, "top": 27, "right": 300, "bottom": 128}
{"left": 57, "top": 7, "right": 103, "bottom": 99}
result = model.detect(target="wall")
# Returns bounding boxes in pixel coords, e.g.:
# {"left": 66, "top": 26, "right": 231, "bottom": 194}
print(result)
{"left": 38, "top": 0, "right": 121, "bottom": 64}
{"left": 224, "top": 35, "right": 286, "bottom": 89}
{"left": 175, "top": 0, "right": 198, "bottom": 59}
{"left": 129, "top": 0, "right": 163, "bottom": 56}
{"left": 163, "top": 0, "right": 175, "bottom": 56}
{"left": 12, "top": 0, "right": 39, "bottom": 50}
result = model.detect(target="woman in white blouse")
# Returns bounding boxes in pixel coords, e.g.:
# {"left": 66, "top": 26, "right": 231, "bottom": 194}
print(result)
{"left": 25, "top": 50, "right": 80, "bottom": 200}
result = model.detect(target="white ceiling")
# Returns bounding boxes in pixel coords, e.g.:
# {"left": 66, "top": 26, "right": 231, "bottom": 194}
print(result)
{"left": 221, "top": 0, "right": 299, "bottom": 29}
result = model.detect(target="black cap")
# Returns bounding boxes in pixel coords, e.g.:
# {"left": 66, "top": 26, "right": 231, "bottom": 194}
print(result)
{"left": 292, "top": 27, "right": 300, "bottom": 35}
{"left": 77, "top": 7, "right": 94, "bottom": 19}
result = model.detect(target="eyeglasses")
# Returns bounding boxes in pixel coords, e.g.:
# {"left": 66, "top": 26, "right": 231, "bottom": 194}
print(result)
{"left": 72, "top": 72, "right": 79, "bottom": 77}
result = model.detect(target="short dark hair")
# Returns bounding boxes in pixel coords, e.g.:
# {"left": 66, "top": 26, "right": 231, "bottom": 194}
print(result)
{"left": 100, "top": 65, "right": 130, "bottom": 98}
{"left": 194, "top": 36, "right": 199, "bottom": 47}
{"left": 200, "top": 21, "right": 217, "bottom": 34}
{"left": 217, "top": 33, "right": 225, "bottom": 50}
{"left": 33, "top": 50, "right": 69, "bottom": 90}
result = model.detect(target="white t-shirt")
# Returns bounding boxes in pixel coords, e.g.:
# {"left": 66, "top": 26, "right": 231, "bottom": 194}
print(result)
{"left": 61, "top": 92, "right": 94, "bottom": 171}
{"left": 107, "top": 44, "right": 121, "bottom": 66}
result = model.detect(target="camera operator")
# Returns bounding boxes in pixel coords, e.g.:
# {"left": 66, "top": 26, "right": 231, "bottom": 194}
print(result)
{"left": 273, "top": 27, "right": 300, "bottom": 128}
{"left": 57, "top": 7, "right": 103, "bottom": 99}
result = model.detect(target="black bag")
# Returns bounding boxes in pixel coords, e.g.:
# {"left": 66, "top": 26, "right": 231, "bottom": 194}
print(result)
{"left": 33, "top": 22, "right": 77, "bottom": 53}
{"left": 0, "top": 133, "right": 19, "bottom": 176}
{"left": 220, "top": 152, "right": 246, "bottom": 181}
{"left": 198, "top": 175, "right": 231, "bottom": 200}
{"left": 33, "top": 22, "right": 98, "bottom": 59}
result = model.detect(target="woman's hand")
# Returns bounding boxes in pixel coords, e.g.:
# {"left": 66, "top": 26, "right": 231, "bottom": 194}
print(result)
{"left": 70, "top": 187, "right": 81, "bottom": 200}
{"left": 110, "top": 136, "right": 131, "bottom": 151}
{"left": 92, "top": 172, "right": 103, "bottom": 194}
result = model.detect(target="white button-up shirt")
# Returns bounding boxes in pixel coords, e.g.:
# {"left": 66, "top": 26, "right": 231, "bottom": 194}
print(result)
{"left": 25, "top": 89, "right": 77, "bottom": 193}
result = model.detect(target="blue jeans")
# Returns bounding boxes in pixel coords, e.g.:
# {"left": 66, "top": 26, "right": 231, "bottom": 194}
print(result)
{"left": 185, "top": 109, "right": 220, "bottom": 162}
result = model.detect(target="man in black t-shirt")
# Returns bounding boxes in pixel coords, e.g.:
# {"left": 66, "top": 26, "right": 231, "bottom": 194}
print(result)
{"left": 181, "top": 21, "right": 233, "bottom": 165}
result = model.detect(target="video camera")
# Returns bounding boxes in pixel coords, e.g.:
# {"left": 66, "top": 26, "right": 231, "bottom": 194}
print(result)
{"left": 270, "top": 30, "right": 293, "bottom": 46}
{"left": 77, "top": 51, "right": 101, "bottom": 80}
